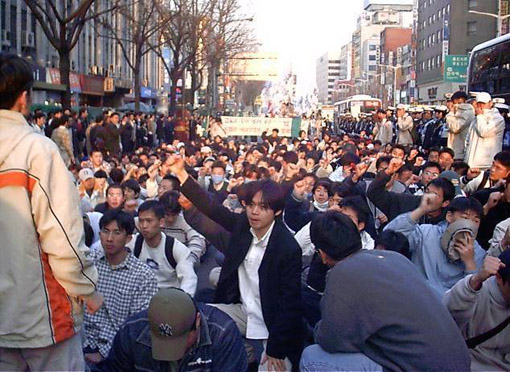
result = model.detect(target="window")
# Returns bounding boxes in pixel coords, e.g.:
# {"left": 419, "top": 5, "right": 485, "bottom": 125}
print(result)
{"left": 467, "top": 21, "right": 478, "bottom": 36}
{"left": 369, "top": 65, "right": 377, "bottom": 71}
{"left": 468, "top": 0, "right": 478, "bottom": 9}
{"left": 432, "top": 33, "right": 436, "bottom": 44}
{"left": 369, "top": 55, "right": 376, "bottom": 61}
{"left": 447, "top": 4, "right": 450, "bottom": 13}
{"left": 431, "top": 57, "right": 435, "bottom": 69}
{"left": 437, "top": 55, "right": 441, "bottom": 66}
{"left": 369, "top": 45, "right": 377, "bottom": 51}
{"left": 432, "top": 14, "right": 436, "bottom": 23}
{"left": 437, "top": 30, "right": 442, "bottom": 42}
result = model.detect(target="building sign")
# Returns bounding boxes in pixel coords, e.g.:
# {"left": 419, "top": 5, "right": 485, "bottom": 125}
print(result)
{"left": 444, "top": 55, "right": 469, "bottom": 83}
{"left": 46, "top": 68, "right": 81, "bottom": 92}
{"left": 428, "top": 87, "right": 438, "bottom": 99}
{"left": 502, "top": 0, "right": 510, "bottom": 35}
{"left": 80, "top": 75, "right": 104, "bottom": 96}
{"left": 141, "top": 87, "right": 157, "bottom": 99}
{"left": 104, "top": 77, "right": 115, "bottom": 93}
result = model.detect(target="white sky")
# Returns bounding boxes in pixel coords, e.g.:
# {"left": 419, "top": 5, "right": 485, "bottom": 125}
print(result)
{"left": 242, "top": 0, "right": 363, "bottom": 94}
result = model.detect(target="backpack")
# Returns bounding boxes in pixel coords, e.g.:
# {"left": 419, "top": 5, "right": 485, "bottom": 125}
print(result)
{"left": 133, "top": 234, "right": 176, "bottom": 269}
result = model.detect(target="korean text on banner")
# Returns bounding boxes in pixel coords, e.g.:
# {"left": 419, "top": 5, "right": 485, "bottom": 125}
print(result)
{"left": 220, "top": 116, "right": 293, "bottom": 137}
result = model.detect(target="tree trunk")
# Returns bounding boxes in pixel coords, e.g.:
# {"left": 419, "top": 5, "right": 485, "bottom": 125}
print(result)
{"left": 58, "top": 49, "right": 72, "bottom": 109}
{"left": 134, "top": 60, "right": 141, "bottom": 112}
{"left": 169, "top": 73, "right": 179, "bottom": 116}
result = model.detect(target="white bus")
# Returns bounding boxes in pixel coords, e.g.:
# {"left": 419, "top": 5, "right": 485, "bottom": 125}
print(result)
{"left": 334, "top": 95, "right": 382, "bottom": 120}
{"left": 468, "top": 33, "right": 510, "bottom": 103}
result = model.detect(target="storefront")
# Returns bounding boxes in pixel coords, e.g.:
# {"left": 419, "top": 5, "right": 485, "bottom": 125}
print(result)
{"left": 80, "top": 75, "right": 104, "bottom": 107}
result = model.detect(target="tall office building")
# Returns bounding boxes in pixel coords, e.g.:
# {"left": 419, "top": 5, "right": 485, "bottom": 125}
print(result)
{"left": 316, "top": 50, "right": 342, "bottom": 104}
{"left": 416, "top": 0, "right": 498, "bottom": 104}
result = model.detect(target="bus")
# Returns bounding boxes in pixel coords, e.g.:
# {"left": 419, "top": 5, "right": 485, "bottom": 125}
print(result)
{"left": 468, "top": 33, "right": 510, "bottom": 103}
{"left": 333, "top": 95, "right": 382, "bottom": 121}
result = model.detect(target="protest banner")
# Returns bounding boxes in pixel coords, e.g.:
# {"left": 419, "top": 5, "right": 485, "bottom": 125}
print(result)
{"left": 220, "top": 116, "right": 293, "bottom": 137}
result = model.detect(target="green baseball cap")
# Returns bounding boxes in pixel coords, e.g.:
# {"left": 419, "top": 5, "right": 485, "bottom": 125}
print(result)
{"left": 148, "top": 288, "right": 197, "bottom": 361}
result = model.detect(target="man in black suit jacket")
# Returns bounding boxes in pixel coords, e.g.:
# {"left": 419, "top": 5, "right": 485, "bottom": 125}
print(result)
{"left": 167, "top": 155, "right": 304, "bottom": 371}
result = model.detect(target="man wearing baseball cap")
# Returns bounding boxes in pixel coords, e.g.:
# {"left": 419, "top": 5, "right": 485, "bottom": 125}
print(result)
{"left": 100, "top": 288, "right": 247, "bottom": 371}
{"left": 465, "top": 92, "right": 505, "bottom": 170}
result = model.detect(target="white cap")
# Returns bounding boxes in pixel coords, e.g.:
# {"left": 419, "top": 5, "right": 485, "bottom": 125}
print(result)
{"left": 493, "top": 97, "right": 505, "bottom": 104}
{"left": 435, "top": 105, "right": 448, "bottom": 112}
{"left": 79, "top": 168, "right": 94, "bottom": 181}
{"left": 396, "top": 104, "right": 406, "bottom": 110}
{"left": 495, "top": 103, "right": 509, "bottom": 111}
{"left": 476, "top": 92, "right": 492, "bottom": 104}
{"left": 200, "top": 146, "right": 212, "bottom": 153}
{"left": 177, "top": 142, "right": 185, "bottom": 149}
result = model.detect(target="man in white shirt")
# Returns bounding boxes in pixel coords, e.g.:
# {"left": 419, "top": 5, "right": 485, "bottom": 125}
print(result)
{"left": 127, "top": 200, "right": 197, "bottom": 296}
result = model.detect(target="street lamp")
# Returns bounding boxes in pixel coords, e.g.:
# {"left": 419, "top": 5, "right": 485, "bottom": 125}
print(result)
{"left": 468, "top": 9, "right": 510, "bottom": 37}
{"left": 378, "top": 64, "right": 401, "bottom": 106}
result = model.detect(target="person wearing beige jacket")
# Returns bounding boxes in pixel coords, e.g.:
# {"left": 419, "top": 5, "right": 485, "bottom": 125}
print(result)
{"left": 0, "top": 55, "right": 101, "bottom": 371}
{"left": 446, "top": 91, "right": 475, "bottom": 160}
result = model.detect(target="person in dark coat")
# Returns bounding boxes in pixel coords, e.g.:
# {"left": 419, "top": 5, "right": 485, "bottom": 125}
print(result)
{"left": 102, "top": 112, "right": 121, "bottom": 157}
{"left": 167, "top": 154, "right": 304, "bottom": 371}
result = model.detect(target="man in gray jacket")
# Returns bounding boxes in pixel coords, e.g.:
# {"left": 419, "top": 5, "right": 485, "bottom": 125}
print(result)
{"left": 443, "top": 251, "right": 510, "bottom": 371}
{"left": 300, "top": 211, "right": 471, "bottom": 371}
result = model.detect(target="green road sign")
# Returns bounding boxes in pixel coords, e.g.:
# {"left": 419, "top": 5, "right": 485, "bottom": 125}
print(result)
{"left": 444, "top": 55, "right": 468, "bottom": 83}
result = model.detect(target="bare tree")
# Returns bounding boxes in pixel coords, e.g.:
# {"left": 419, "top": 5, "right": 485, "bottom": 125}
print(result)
{"left": 203, "top": 0, "right": 257, "bottom": 111}
{"left": 153, "top": 0, "right": 214, "bottom": 115}
{"left": 24, "top": 0, "right": 116, "bottom": 108}
{"left": 99, "top": 0, "right": 169, "bottom": 111}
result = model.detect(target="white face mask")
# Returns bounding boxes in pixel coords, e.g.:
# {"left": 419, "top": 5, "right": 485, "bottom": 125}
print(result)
{"left": 313, "top": 199, "right": 329, "bottom": 212}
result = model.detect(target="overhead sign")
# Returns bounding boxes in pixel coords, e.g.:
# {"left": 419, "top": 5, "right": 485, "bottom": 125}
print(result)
{"left": 444, "top": 55, "right": 468, "bottom": 83}
{"left": 220, "top": 116, "right": 292, "bottom": 137}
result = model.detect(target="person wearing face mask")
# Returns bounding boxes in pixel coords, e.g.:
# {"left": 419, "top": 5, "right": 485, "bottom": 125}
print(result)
{"left": 446, "top": 91, "right": 475, "bottom": 160}
{"left": 206, "top": 161, "right": 229, "bottom": 204}
{"left": 311, "top": 178, "right": 331, "bottom": 212}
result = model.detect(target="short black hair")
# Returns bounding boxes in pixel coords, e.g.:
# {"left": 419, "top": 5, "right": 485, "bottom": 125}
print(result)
{"left": 121, "top": 179, "right": 141, "bottom": 196}
{"left": 375, "top": 230, "right": 411, "bottom": 260}
{"left": 330, "top": 181, "right": 353, "bottom": 198}
{"left": 439, "top": 147, "right": 455, "bottom": 158}
{"left": 99, "top": 209, "right": 135, "bottom": 235}
{"left": 447, "top": 197, "right": 483, "bottom": 218}
{"left": 391, "top": 144, "right": 406, "bottom": 154}
{"left": 282, "top": 151, "right": 298, "bottom": 164}
{"left": 313, "top": 178, "right": 332, "bottom": 195}
{"left": 34, "top": 112, "right": 46, "bottom": 121}
{"left": 160, "top": 190, "right": 182, "bottom": 215}
{"left": 339, "top": 196, "right": 371, "bottom": 225}
{"left": 211, "top": 161, "right": 226, "bottom": 172}
{"left": 110, "top": 168, "right": 124, "bottom": 184}
{"left": 340, "top": 152, "right": 361, "bottom": 167}
{"left": 138, "top": 200, "right": 165, "bottom": 219}
{"left": 0, "top": 54, "right": 34, "bottom": 110}
{"left": 427, "top": 177, "right": 455, "bottom": 202}
{"left": 423, "top": 161, "right": 442, "bottom": 173}
{"left": 494, "top": 151, "right": 510, "bottom": 168}
{"left": 94, "top": 170, "right": 108, "bottom": 179}
{"left": 244, "top": 179, "right": 284, "bottom": 213}
{"left": 310, "top": 211, "right": 362, "bottom": 261}
{"left": 162, "top": 175, "right": 181, "bottom": 192}
{"left": 452, "top": 161, "right": 469, "bottom": 176}
{"left": 376, "top": 156, "right": 392, "bottom": 170}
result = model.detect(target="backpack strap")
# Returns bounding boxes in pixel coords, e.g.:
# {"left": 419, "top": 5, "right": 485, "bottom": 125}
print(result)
{"left": 476, "top": 171, "right": 490, "bottom": 192}
{"left": 164, "top": 235, "right": 177, "bottom": 269}
{"left": 466, "top": 315, "right": 510, "bottom": 349}
{"left": 133, "top": 234, "right": 144, "bottom": 258}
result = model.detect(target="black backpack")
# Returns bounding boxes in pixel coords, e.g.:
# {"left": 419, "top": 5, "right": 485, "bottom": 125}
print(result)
{"left": 133, "top": 234, "right": 176, "bottom": 269}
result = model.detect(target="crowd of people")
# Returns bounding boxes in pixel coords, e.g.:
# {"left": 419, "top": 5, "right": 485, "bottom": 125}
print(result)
{"left": 2, "top": 54, "right": 510, "bottom": 372}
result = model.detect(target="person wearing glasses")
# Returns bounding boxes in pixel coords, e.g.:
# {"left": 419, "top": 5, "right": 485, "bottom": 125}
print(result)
{"left": 84, "top": 209, "right": 158, "bottom": 366}
{"left": 0, "top": 54, "right": 102, "bottom": 371}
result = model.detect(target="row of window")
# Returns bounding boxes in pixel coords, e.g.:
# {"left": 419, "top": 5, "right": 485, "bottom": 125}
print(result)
{"left": 418, "top": 4, "right": 450, "bottom": 31}
{"left": 417, "top": 54, "right": 443, "bottom": 73}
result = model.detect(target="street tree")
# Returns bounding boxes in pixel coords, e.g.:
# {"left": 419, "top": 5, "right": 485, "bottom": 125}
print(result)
{"left": 24, "top": 0, "right": 117, "bottom": 108}
{"left": 99, "top": 0, "right": 169, "bottom": 111}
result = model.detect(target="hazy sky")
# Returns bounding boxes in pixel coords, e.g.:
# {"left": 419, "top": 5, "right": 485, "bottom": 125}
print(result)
{"left": 242, "top": 0, "right": 364, "bottom": 94}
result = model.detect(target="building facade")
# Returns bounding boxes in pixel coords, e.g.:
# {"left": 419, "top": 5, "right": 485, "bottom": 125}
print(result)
{"left": 0, "top": 0, "right": 164, "bottom": 108}
{"left": 316, "top": 50, "right": 342, "bottom": 104}
{"left": 416, "top": 0, "right": 498, "bottom": 104}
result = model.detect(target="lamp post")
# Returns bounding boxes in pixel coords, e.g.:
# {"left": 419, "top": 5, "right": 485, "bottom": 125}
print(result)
{"left": 469, "top": 8, "right": 510, "bottom": 37}
{"left": 378, "top": 64, "right": 401, "bottom": 106}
